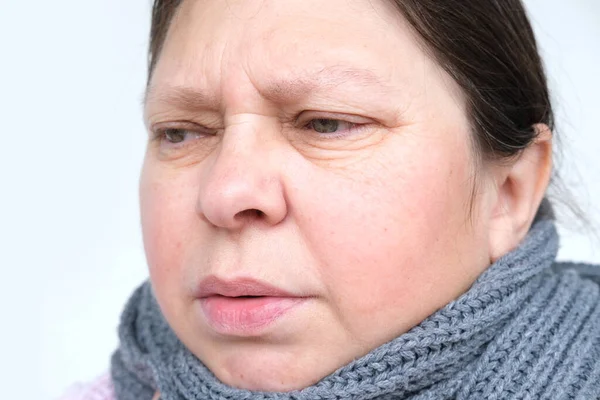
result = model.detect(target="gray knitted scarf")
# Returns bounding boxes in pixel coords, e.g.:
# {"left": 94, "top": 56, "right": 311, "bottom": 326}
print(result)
{"left": 111, "top": 218, "right": 600, "bottom": 400}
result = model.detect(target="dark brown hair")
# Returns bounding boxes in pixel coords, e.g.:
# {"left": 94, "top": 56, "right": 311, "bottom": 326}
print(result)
{"left": 397, "top": 1, "right": 553, "bottom": 161}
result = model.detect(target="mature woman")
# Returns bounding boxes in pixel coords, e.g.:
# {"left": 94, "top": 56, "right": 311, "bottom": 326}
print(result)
{"left": 64, "top": 0, "right": 600, "bottom": 399}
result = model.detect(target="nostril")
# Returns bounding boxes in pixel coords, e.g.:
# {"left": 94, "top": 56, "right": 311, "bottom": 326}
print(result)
{"left": 234, "top": 209, "right": 265, "bottom": 221}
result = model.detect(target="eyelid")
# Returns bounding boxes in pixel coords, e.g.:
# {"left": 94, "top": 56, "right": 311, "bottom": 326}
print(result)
{"left": 296, "top": 111, "right": 373, "bottom": 126}
{"left": 150, "top": 121, "right": 216, "bottom": 138}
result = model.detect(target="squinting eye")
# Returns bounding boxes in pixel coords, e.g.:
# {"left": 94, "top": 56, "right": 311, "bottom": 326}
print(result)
{"left": 163, "top": 128, "right": 190, "bottom": 144}
{"left": 154, "top": 127, "right": 210, "bottom": 148}
{"left": 309, "top": 119, "right": 354, "bottom": 134}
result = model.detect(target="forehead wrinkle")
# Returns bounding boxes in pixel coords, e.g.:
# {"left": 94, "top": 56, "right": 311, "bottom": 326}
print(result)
{"left": 260, "top": 65, "right": 395, "bottom": 104}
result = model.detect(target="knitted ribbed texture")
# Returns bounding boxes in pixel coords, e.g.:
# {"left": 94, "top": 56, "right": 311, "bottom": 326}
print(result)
{"left": 111, "top": 219, "right": 600, "bottom": 400}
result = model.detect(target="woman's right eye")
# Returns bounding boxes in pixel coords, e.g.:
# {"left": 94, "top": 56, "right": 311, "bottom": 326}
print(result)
{"left": 153, "top": 127, "right": 208, "bottom": 148}
{"left": 163, "top": 128, "right": 190, "bottom": 144}
{"left": 149, "top": 124, "right": 218, "bottom": 160}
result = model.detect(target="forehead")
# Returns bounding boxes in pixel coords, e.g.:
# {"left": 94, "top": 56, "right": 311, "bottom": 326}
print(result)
{"left": 168, "top": 0, "right": 407, "bottom": 44}
{"left": 149, "top": 0, "right": 427, "bottom": 90}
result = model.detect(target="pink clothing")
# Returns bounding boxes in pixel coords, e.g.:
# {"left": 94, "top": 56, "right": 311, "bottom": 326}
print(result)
{"left": 58, "top": 373, "right": 115, "bottom": 400}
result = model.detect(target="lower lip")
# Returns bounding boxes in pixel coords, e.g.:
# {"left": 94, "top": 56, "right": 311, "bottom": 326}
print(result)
{"left": 199, "top": 296, "right": 306, "bottom": 336}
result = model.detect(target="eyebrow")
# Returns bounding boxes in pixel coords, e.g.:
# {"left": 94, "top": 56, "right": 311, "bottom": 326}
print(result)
{"left": 143, "top": 66, "right": 394, "bottom": 110}
{"left": 144, "top": 85, "right": 218, "bottom": 112}
{"left": 261, "top": 66, "right": 394, "bottom": 103}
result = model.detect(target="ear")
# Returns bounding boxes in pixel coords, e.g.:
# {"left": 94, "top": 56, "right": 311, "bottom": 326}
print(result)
{"left": 488, "top": 124, "right": 553, "bottom": 262}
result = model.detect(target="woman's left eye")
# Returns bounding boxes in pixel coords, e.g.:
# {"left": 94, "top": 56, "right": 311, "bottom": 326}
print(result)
{"left": 306, "top": 119, "right": 358, "bottom": 136}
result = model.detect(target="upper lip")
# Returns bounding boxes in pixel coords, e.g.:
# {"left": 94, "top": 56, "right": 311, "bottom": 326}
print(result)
{"left": 196, "top": 276, "right": 298, "bottom": 298}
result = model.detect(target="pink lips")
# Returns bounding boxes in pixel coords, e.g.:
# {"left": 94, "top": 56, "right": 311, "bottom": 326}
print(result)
{"left": 196, "top": 277, "right": 307, "bottom": 336}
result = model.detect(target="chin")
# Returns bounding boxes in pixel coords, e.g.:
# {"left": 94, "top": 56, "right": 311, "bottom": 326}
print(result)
{"left": 209, "top": 348, "right": 323, "bottom": 392}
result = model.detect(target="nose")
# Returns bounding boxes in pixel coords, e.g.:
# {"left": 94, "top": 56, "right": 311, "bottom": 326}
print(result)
{"left": 196, "top": 123, "right": 288, "bottom": 230}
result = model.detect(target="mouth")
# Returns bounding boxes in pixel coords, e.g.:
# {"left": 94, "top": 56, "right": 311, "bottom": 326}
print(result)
{"left": 196, "top": 276, "right": 309, "bottom": 336}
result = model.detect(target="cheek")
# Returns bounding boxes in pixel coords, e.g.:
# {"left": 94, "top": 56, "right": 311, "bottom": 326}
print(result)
{"left": 140, "top": 162, "right": 196, "bottom": 294}
{"left": 295, "top": 134, "right": 476, "bottom": 329}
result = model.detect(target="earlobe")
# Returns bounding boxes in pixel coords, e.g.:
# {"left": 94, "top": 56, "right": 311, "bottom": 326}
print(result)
{"left": 488, "top": 124, "right": 553, "bottom": 262}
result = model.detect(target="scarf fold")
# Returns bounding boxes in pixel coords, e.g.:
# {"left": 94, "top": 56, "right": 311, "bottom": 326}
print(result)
{"left": 111, "top": 219, "right": 600, "bottom": 400}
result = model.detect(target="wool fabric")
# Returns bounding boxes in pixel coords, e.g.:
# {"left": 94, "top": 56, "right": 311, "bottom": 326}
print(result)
{"left": 110, "top": 218, "right": 600, "bottom": 399}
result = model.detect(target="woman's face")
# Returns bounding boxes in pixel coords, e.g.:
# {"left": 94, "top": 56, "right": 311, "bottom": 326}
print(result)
{"left": 141, "top": 0, "right": 496, "bottom": 391}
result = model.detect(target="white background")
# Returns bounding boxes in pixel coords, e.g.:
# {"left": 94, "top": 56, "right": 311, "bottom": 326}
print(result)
{"left": 0, "top": 1, "right": 598, "bottom": 399}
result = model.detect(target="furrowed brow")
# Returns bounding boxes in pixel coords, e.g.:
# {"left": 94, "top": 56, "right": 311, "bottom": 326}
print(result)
{"left": 143, "top": 66, "right": 393, "bottom": 111}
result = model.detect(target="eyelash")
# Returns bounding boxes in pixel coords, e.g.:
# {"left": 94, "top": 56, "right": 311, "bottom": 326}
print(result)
{"left": 153, "top": 128, "right": 205, "bottom": 147}
{"left": 301, "top": 118, "right": 365, "bottom": 139}
{"left": 152, "top": 117, "right": 368, "bottom": 148}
